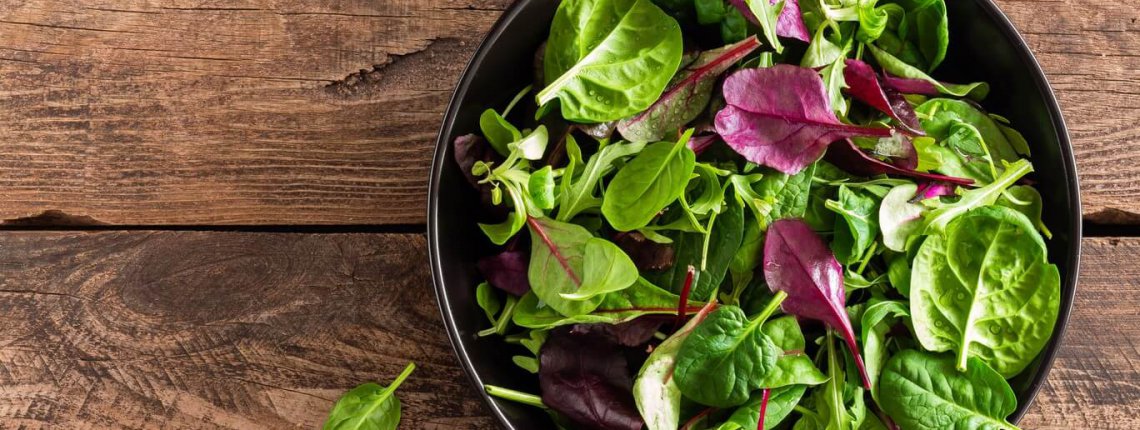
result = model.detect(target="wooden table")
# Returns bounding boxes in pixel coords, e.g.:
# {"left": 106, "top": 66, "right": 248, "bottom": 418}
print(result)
{"left": 0, "top": 0, "right": 1135, "bottom": 428}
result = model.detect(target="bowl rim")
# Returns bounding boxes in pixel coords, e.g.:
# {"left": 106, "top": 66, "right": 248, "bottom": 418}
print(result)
{"left": 427, "top": 0, "right": 1082, "bottom": 427}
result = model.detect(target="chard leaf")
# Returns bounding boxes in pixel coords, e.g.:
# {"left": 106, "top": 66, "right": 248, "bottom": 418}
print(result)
{"left": 476, "top": 249, "right": 531, "bottom": 296}
{"left": 634, "top": 303, "right": 717, "bottom": 430}
{"left": 825, "top": 139, "right": 974, "bottom": 186}
{"left": 539, "top": 327, "right": 642, "bottom": 430}
{"left": 878, "top": 183, "right": 926, "bottom": 252}
{"left": 618, "top": 37, "right": 762, "bottom": 143}
{"left": 911, "top": 206, "right": 1060, "bottom": 377}
{"left": 526, "top": 217, "right": 598, "bottom": 316}
{"left": 730, "top": 0, "right": 811, "bottom": 42}
{"left": 879, "top": 350, "right": 1020, "bottom": 430}
{"left": 538, "top": 0, "right": 684, "bottom": 123}
{"left": 559, "top": 238, "right": 639, "bottom": 300}
{"left": 602, "top": 134, "right": 697, "bottom": 231}
{"left": 763, "top": 219, "right": 871, "bottom": 388}
{"left": 715, "top": 65, "right": 893, "bottom": 175}
{"left": 843, "top": 59, "right": 924, "bottom": 134}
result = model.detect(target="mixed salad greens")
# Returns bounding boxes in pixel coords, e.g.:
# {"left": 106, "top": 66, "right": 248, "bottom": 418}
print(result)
{"left": 453, "top": 0, "right": 1062, "bottom": 429}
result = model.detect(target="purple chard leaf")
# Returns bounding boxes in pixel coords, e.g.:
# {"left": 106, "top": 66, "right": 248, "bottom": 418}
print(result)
{"left": 843, "top": 60, "right": 925, "bottom": 135}
{"left": 730, "top": 0, "right": 811, "bottom": 43}
{"left": 912, "top": 182, "right": 957, "bottom": 202}
{"left": 618, "top": 36, "right": 762, "bottom": 143}
{"left": 476, "top": 249, "right": 531, "bottom": 296}
{"left": 762, "top": 218, "right": 871, "bottom": 389}
{"left": 826, "top": 139, "right": 975, "bottom": 186}
{"left": 714, "top": 65, "right": 893, "bottom": 174}
{"left": 540, "top": 326, "right": 644, "bottom": 430}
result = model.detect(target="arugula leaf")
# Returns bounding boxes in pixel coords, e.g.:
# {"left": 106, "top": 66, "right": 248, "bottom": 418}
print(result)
{"left": 827, "top": 185, "right": 882, "bottom": 265}
{"left": 648, "top": 199, "right": 745, "bottom": 301}
{"left": 920, "top": 158, "right": 1033, "bottom": 233}
{"left": 323, "top": 363, "right": 415, "bottom": 430}
{"left": 879, "top": 350, "right": 1020, "bottom": 430}
{"left": 558, "top": 138, "right": 646, "bottom": 221}
{"left": 539, "top": 0, "right": 684, "bottom": 122}
{"left": 911, "top": 205, "right": 1061, "bottom": 377}
{"left": 603, "top": 133, "right": 697, "bottom": 231}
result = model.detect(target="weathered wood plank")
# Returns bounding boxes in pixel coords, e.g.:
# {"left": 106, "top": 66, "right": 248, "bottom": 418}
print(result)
{"left": 0, "top": 231, "right": 1134, "bottom": 428}
{"left": 0, "top": 232, "right": 494, "bottom": 429}
{"left": 0, "top": 0, "right": 1136, "bottom": 225}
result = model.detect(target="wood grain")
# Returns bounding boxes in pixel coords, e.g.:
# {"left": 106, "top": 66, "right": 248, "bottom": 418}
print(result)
{"left": 0, "top": 231, "right": 1133, "bottom": 428}
{"left": 0, "top": 231, "right": 494, "bottom": 429}
{"left": 0, "top": 0, "right": 1135, "bottom": 225}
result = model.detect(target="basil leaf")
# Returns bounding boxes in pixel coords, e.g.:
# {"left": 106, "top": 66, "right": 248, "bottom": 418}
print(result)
{"left": 912, "top": 206, "right": 1061, "bottom": 377}
{"left": 538, "top": 0, "right": 684, "bottom": 123}
{"left": 603, "top": 135, "right": 697, "bottom": 231}
{"left": 323, "top": 363, "right": 415, "bottom": 430}
{"left": 879, "top": 350, "right": 1019, "bottom": 430}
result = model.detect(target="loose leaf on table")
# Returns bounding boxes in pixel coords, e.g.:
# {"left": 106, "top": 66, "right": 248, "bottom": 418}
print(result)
{"left": 860, "top": 300, "right": 909, "bottom": 402}
{"left": 920, "top": 158, "right": 1033, "bottom": 233}
{"left": 878, "top": 183, "right": 925, "bottom": 252}
{"left": 513, "top": 277, "right": 697, "bottom": 329}
{"left": 618, "top": 36, "right": 762, "bottom": 143}
{"left": 715, "top": 385, "right": 807, "bottom": 430}
{"left": 911, "top": 205, "right": 1060, "bottom": 377}
{"left": 634, "top": 302, "right": 718, "bottom": 430}
{"left": 603, "top": 134, "right": 697, "bottom": 231}
{"left": 648, "top": 200, "right": 745, "bottom": 301}
{"left": 763, "top": 218, "right": 871, "bottom": 388}
{"left": 674, "top": 305, "right": 782, "bottom": 407}
{"left": 528, "top": 217, "right": 639, "bottom": 316}
{"left": 538, "top": 0, "right": 684, "bottom": 123}
{"left": 868, "top": 44, "right": 989, "bottom": 100}
{"left": 997, "top": 185, "right": 1053, "bottom": 239}
{"left": 825, "top": 139, "right": 974, "bottom": 186}
{"left": 558, "top": 138, "right": 647, "bottom": 221}
{"left": 539, "top": 327, "right": 643, "bottom": 430}
{"left": 477, "top": 249, "right": 531, "bottom": 296}
{"left": 323, "top": 363, "right": 416, "bottom": 430}
{"left": 879, "top": 350, "right": 1019, "bottom": 430}
{"left": 843, "top": 59, "right": 924, "bottom": 134}
{"left": 715, "top": 65, "right": 893, "bottom": 174}
{"left": 827, "top": 185, "right": 882, "bottom": 265}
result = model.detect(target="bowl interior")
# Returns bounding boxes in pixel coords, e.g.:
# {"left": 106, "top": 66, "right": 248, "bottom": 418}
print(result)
{"left": 429, "top": 1, "right": 1080, "bottom": 428}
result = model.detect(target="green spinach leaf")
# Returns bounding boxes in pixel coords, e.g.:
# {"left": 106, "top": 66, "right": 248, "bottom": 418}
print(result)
{"left": 921, "top": 159, "right": 1033, "bottom": 233}
{"left": 997, "top": 185, "right": 1053, "bottom": 239}
{"left": 879, "top": 350, "right": 1019, "bottom": 430}
{"left": 756, "top": 316, "right": 828, "bottom": 388}
{"left": 674, "top": 304, "right": 783, "bottom": 407}
{"left": 603, "top": 134, "right": 697, "bottom": 231}
{"left": 827, "top": 185, "right": 881, "bottom": 265}
{"left": 324, "top": 362, "right": 416, "bottom": 430}
{"left": 539, "top": 0, "right": 684, "bottom": 123}
{"left": 559, "top": 237, "right": 639, "bottom": 300}
{"left": 716, "top": 385, "right": 807, "bottom": 430}
{"left": 860, "top": 300, "right": 909, "bottom": 402}
{"left": 911, "top": 206, "right": 1061, "bottom": 377}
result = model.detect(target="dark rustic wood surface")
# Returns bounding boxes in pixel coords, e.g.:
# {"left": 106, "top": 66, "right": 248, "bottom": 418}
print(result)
{"left": 0, "top": 0, "right": 1136, "bottom": 225}
{"left": 0, "top": 0, "right": 1136, "bottom": 429}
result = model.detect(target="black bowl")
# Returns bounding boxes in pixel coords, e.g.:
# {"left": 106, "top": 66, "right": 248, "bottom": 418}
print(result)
{"left": 428, "top": 1, "right": 1081, "bottom": 428}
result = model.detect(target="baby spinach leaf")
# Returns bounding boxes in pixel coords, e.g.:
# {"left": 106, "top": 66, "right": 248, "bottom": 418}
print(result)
{"left": 756, "top": 316, "right": 828, "bottom": 388}
{"left": 878, "top": 183, "right": 925, "bottom": 252}
{"left": 715, "top": 385, "right": 807, "bottom": 430}
{"left": 634, "top": 302, "right": 718, "bottom": 430}
{"left": 867, "top": 44, "right": 988, "bottom": 100}
{"left": 886, "top": 252, "right": 912, "bottom": 296}
{"left": 603, "top": 134, "right": 697, "bottom": 231}
{"left": 618, "top": 36, "right": 762, "bottom": 143}
{"left": 513, "top": 277, "right": 694, "bottom": 329}
{"left": 674, "top": 305, "right": 783, "bottom": 407}
{"left": 998, "top": 185, "right": 1053, "bottom": 239}
{"left": 538, "top": 0, "right": 684, "bottom": 123}
{"left": 827, "top": 185, "right": 882, "bottom": 265}
{"left": 323, "top": 362, "right": 415, "bottom": 430}
{"left": 860, "top": 300, "right": 909, "bottom": 402}
{"left": 715, "top": 66, "right": 893, "bottom": 175}
{"left": 479, "top": 85, "right": 533, "bottom": 156}
{"left": 558, "top": 138, "right": 646, "bottom": 221}
{"left": 879, "top": 350, "right": 1019, "bottom": 430}
{"left": 559, "top": 238, "right": 639, "bottom": 300}
{"left": 528, "top": 166, "right": 557, "bottom": 210}
{"left": 763, "top": 219, "right": 871, "bottom": 388}
{"left": 893, "top": 0, "right": 950, "bottom": 72}
{"left": 920, "top": 158, "right": 1033, "bottom": 233}
{"left": 912, "top": 205, "right": 1061, "bottom": 377}
{"left": 539, "top": 327, "right": 643, "bottom": 430}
